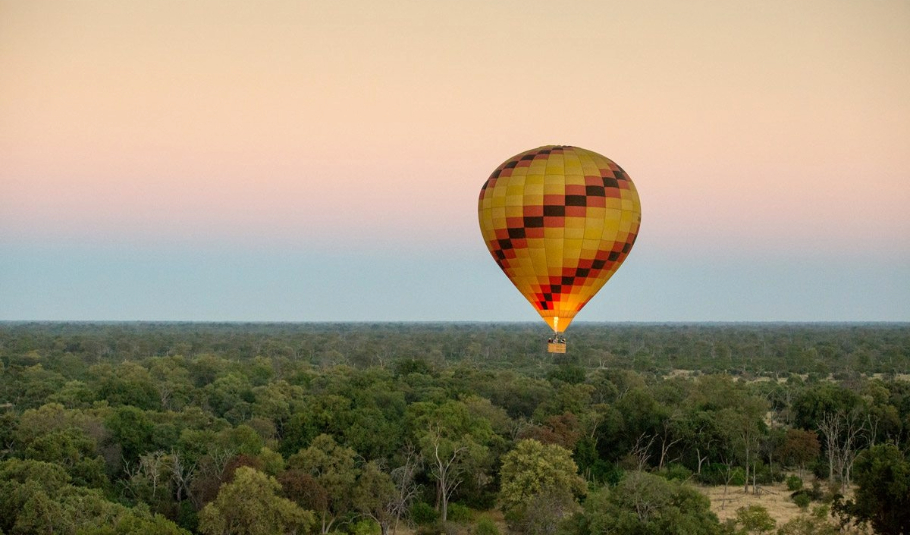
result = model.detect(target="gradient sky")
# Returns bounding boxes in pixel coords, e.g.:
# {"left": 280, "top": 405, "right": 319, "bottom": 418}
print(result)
{"left": 2, "top": 0, "right": 909, "bottom": 322}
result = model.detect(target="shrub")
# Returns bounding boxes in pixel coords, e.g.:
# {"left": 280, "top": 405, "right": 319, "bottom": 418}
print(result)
{"left": 810, "top": 479, "right": 824, "bottom": 499}
{"left": 447, "top": 502, "right": 472, "bottom": 523}
{"left": 177, "top": 500, "right": 198, "bottom": 532}
{"left": 773, "top": 469, "right": 787, "bottom": 483}
{"left": 410, "top": 502, "right": 439, "bottom": 526}
{"left": 587, "top": 460, "right": 623, "bottom": 486}
{"left": 735, "top": 504, "right": 776, "bottom": 535}
{"left": 777, "top": 516, "right": 840, "bottom": 535}
{"left": 416, "top": 525, "right": 442, "bottom": 535}
{"left": 821, "top": 480, "right": 843, "bottom": 503}
{"left": 729, "top": 466, "right": 746, "bottom": 486}
{"left": 811, "top": 459, "right": 828, "bottom": 480}
{"left": 697, "top": 463, "right": 745, "bottom": 486}
{"left": 474, "top": 515, "right": 500, "bottom": 535}
{"left": 786, "top": 475, "right": 803, "bottom": 491}
{"left": 351, "top": 520, "right": 380, "bottom": 535}
{"left": 661, "top": 463, "right": 692, "bottom": 482}
{"left": 696, "top": 463, "right": 725, "bottom": 485}
{"left": 811, "top": 504, "right": 829, "bottom": 521}
{"left": 459, "top": 490, "right": 496, "bottom": 511}
{"left": 750, "top": 460, "right": 777, "bottom": 485}
{"left": 793, "top": 491, "right": 812, "bottom": 509}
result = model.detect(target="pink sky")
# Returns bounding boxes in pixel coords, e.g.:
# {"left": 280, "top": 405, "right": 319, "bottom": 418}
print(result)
{"left": 1, "top": 1, "right": 908, "bottom": 321}
{"left": 3, "top": 0, "right": 908, "bottom": 252}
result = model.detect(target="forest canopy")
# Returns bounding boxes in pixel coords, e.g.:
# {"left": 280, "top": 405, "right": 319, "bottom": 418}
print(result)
{"left": 0, "top": 322, "right": 908, "bottom": 535}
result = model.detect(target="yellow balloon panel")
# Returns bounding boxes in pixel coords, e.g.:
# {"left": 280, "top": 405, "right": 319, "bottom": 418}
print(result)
{"left": 478, "top": 146, "right": 641, "bottom": 332}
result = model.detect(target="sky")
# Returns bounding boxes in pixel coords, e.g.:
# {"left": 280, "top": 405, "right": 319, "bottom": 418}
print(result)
{"left": 1, "top": 0, "right": 909, "bottom": 322}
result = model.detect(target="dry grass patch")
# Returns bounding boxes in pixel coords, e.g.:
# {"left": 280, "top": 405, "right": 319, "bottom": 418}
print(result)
{"left": 701, "top": 480, "right": 871, "bottom": 534}
{"left": 700, "top": 482, "right": 807, "bottom": 525}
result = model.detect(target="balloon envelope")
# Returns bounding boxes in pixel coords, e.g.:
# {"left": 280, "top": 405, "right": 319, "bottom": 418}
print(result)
{"left": 478, "top": 145, "right": 641, "bottom": 332}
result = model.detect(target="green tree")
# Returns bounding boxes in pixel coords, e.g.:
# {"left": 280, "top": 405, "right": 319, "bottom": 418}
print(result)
{"left": 499, "top": 439, "right": 586, "bottom": 513}
{"left": 15, "top": 403, "right": 92, "bottom": 445}
{"left": 515, "top": 490, "right": 580, "bottom": 535}
{"left": 412, "top": 400, "right": 495, "bottom": 521}
{"left": 734, "top": 504, "right": 775, "bottom": 534}
{"left": 0, "top": 409, "right": 15, "bottom": 458}
{"left": 106, "top": 406, "right": 155, "bottom": 466}
{"left": 353, "top": 461, "right": 398, "bottom": 535}
{"left": 24, "top": 427, "right": 107, "bottom": 488}
{"left": 286, "top": 434, "right": 359, "bottom": 534}
{"left": 217, "top": 425, "right": 264, "bottom": 457}
{"left": 792, "top": 384, "right": 860, "bottom": 431}
{"left": 258, "top": 446, "right": 286, "bottom": 476}
{"left": 583, "top": 471, "right": 721, "bottom": 535}
{"left": 778, "top": 429, "right": 820, "bottom": 478}
{"left": 716, "top": 402, "right": 766, "bottom": 494}
{"left": 251, "top": 380, "right": 298, "bottom": 425}
{"left": 14, "top": 364, "right": 67, "bottom": 408}
{"left": 76, "top": 507, "right": 191, "bottom": 535}
{"left": 0, "top": 459, "right": 70, "bottom": 533}
{"left": 205, "top": 373, "right": 254, "bottom": 423}
{"left": 198, "top": 466, "right": 313, "bottom": 535}
{"left": 93, "top": 362, "right": 161, "bottom": 411}
{"left": 48, "top": 380, "right": 96, "bottom": 408}
{"left": 148, "top": 356, "right": 194, "bottom": 411}
{"left": 0, "top": 458, "right": 186, "bottom": 535}
{"left": 280, "top": 395, "right": 352, "bottom": 457}
{"left": 832, "top": 443, "right": 910, "bottom": 535}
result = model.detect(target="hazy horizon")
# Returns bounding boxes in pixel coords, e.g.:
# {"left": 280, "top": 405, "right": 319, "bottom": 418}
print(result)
{"left": 2, "top": 320, "right": 908, "bottom": 326}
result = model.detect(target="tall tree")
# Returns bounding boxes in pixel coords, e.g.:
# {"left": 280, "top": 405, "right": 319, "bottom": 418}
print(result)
{"left": 583, "top": 472, "right": 722, "bottom": 535}
{"left": 817, "top": 409, "right": 870, "bottom": 489}
{"left": 286, "top": 434, "right": 359, "bottom": 534}
{"left": 833, "top": 444, "right": 910, "bottom": 535}
{"left": 778, "top": 428, "right": 820, "bottom": 478}
{"left": 198, "top": 466, "right": 313, "bottom": 535}
{"left": 352, "top": 461, "right": 398, "bottom": 535}
{"left": 499, "top": 439, "right": 586, "bottom": 531}
{"left": 353, "top": 448, "right": 421, "bottom": 535}
{"left": 413, "top": 400, "right": 494, "bottom": 521}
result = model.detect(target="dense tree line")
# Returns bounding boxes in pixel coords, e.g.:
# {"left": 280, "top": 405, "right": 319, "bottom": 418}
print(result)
{"left": 0, "top": 322, "right": 908, "bottom": 534}
{"left": 2, "top": 322, "right": 908, "bottom": 376}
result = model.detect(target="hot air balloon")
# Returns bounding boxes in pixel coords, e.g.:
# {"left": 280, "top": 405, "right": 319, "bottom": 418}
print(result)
{"left": 478, "top": 146, "right": 641, "bottom": 353}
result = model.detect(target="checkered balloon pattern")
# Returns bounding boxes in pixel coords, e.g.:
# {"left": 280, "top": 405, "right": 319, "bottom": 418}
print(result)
{"left": 478, "top": 146, "right": 641, "bottom": 332}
